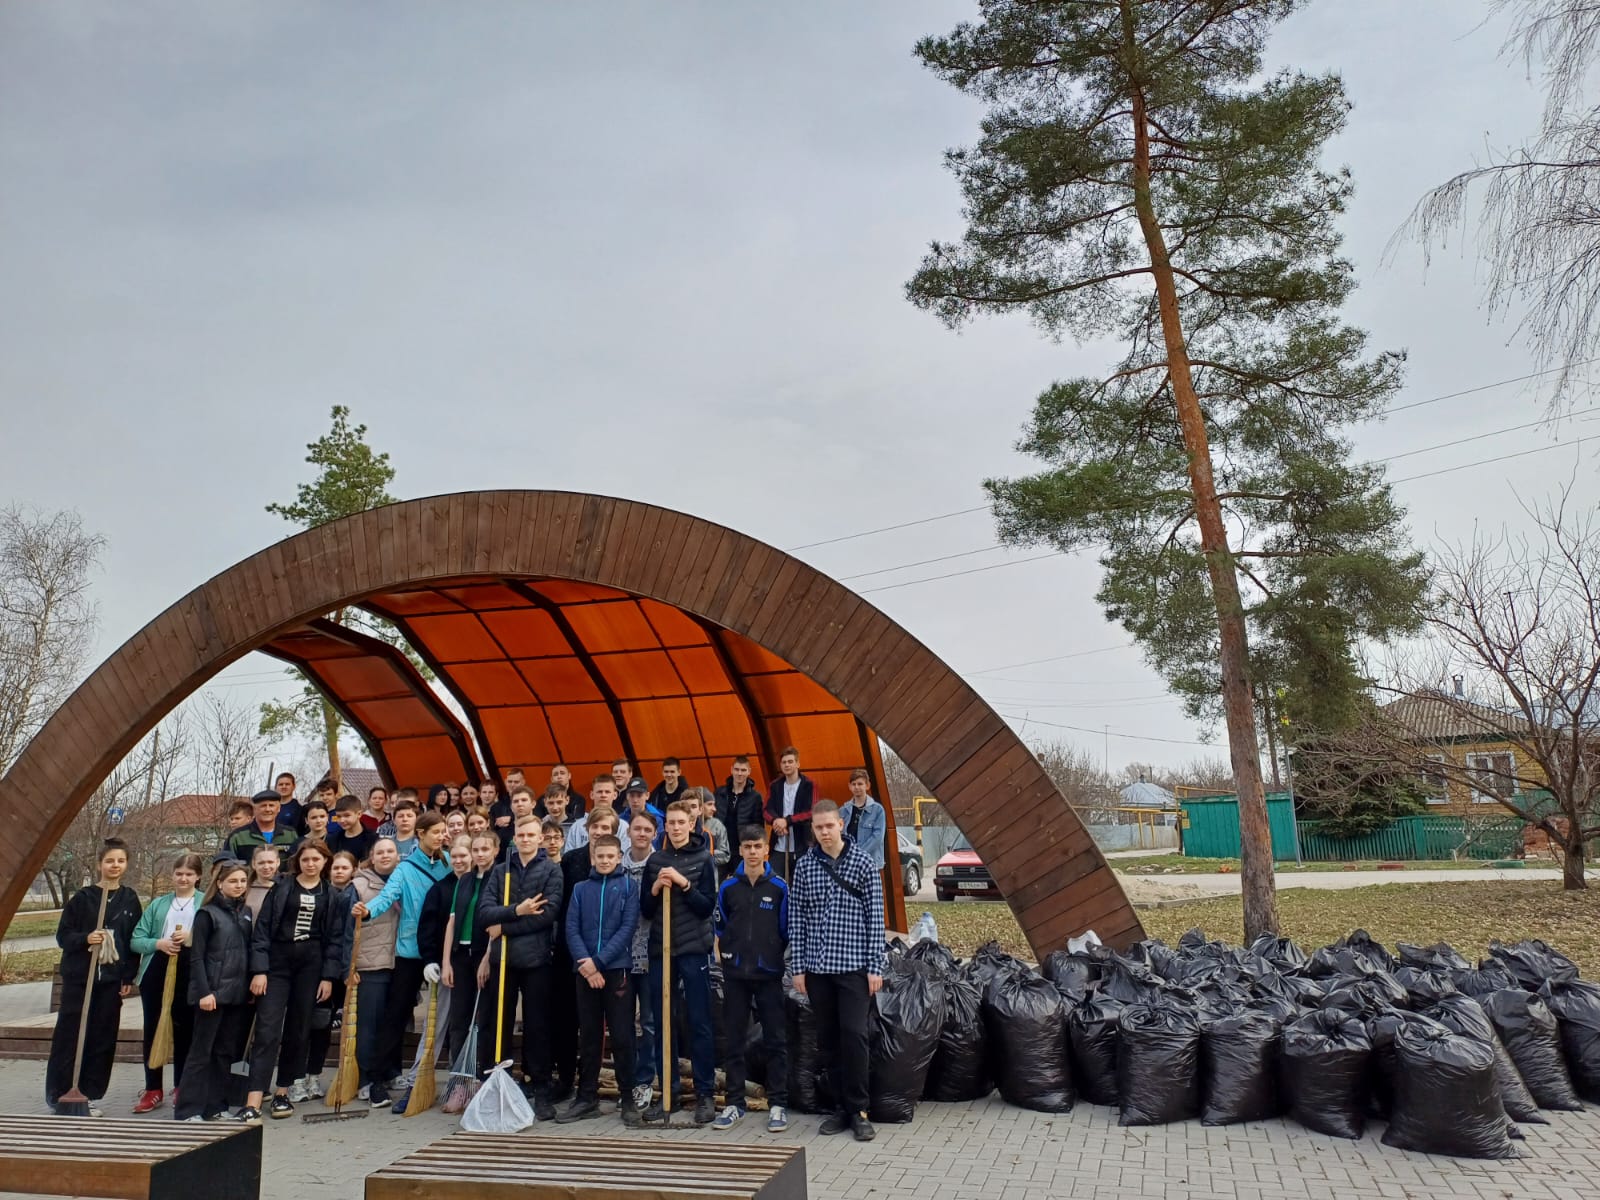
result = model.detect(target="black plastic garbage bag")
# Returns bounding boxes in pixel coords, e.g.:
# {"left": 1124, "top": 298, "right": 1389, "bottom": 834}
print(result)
{"left": 1280, "top": 1009, "right": 1372, "bottom": 1139}
{"left": 1366, "top": 1009, "right": 1444, "bottom": 1119}
{"left": 1383, "top": 1021, "right": 1515, "bottom": 1159}
{"left": 1126, "top": 939, "right": 1181, "bottom": 982}
{"left": 1342, "top": 929, "right": 1396, "bottom": 972}
{"left": 904, "top": 938, "right": 959, "bottom": 977}
{"left": 785, "top": 977, "right": 827, "bottom": 1113}
{"left": 1538, "top": 977, "right": 1600, "bottom": 1103}
{"left": 1397, "top": 941, "right": 1471, "bottom": 973}
{"left": 969, "top": 940, "right": 1028, "bottom": 988}
{"left": 1248, "top": 933, "right": 1308, "bottom": 973}
{"left": 1177, "top": 927, "right": 1208, "bottom": 951}
{"left": 1200, "top": 1011, "right": 1280, "bottom": 1126}
{"left": 1307, "top": 946, "right": 1379, "bottom": 980}
{"left": 924, "top": 969, "right": 989, "bottom": 1102}
{"left": 1193, "top": 980, "right": 1252, "bottom": 1019}
{"left": 1451, "top": 961, "right": 1520, "bottom": 997}
{"left": 1116, "top": 1004, "right": 1201, "bottom": 1126}
{"left": 1102, "top": 957, "right": 1167, "bottom": 1005}
{"left": 1394, "top": 965, "right": 1458, "bottom": 1009}
{"left": 982, "top": 970, "right": 1074, "bottom": 1112}
{"left": 1319, "top": 973, "right": 1408, "bottom": 1015}
{"left": 1251, "top": 994, "right": 1302, "bottom": 1024}
{"left": 1488, "top": 939, "right": 1580, "bottom": 991}
{"left": 1068, "top": 994, "right": 1123, "bottom": 1106}
{"left": 1477, "top": 989, "right": 1583, "bottom": 1111}
{"left": 869, "top": 965, "right": 944, "bottom": 1123}
{"left": 1041, "top": 950, "right": 1101, "bottom": 1001}
{"left": 1425, "top": 995, "right": 1542, "bottom": 1123}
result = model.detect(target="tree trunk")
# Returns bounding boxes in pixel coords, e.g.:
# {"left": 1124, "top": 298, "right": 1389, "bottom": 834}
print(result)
{"left": 1262, "top": 693, "right": 1283, "bottom": 792}
{"left": 1124, "top": 6, "right": 1277, "bottom": 937}
{"left": 323, "top": 698, "right": 342, "bottom": 791}
{"left": 1562, "top": 834, "right": 1587, "bottom": 890}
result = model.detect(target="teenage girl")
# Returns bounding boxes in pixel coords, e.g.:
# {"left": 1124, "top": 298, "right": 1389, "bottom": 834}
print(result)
{"left": 129, "top": 852, "right": 204, "bottom": 1113}
{"left": 239, "top": 839, "right": 348, "bottom": 1122}
{"left": 46, "top": 838, "right": 143, "bottom": 1115}
{"left": 299, "top": 849, "right": 359, "bottom": 1101}
{"left": 174, "top": 860, "right": 253, "bottom": 1122}
{"left": 441, "top": 832, "right": 496, "bottom": 1066}
{"left": 244, "top": 844, "right": 280, "bottom": 919}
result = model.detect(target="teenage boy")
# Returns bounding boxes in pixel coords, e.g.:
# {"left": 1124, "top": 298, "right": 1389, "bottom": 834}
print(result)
{"left": 302, "top": 799, "right": 331, "bottom": 842}
{"left": 790, "top": 800, "right": 885, "bottom": 1142}
{"left": 390, "top": 799, "right": 419, "bottom": 859}
{"left": 843, "top": 769, "right": 887, "bottom": 871}
{"left": 351, "top": 812, "right": 452, "bottom": 1106}
{"left": 713, "top": 826, "right": 790, "bottom": 1132}
{"left": 558, "top": 834, "right": 641, "bottom": 1126}
{"left": 684, "top": 788, "right": 730, "bottom": 872}
{"left": 647, "top": 757, "right": 689, "bottom": 813}
{"left": 639, "top": 799, "right": 718, "bottom": 1125}
{"left": 540, "top": 818, "right": 579, "bottom": 1103}
{"left": 609, "top": 759, "right": 634, "bottom": 797}
{"left": 222, "top": 799, "right": 254, "bottom": 850}
{"left": 360, "top": 786, "right": 390, "bottom": 835}
{"left": 618, "top": 808, "right": 658, "bottom": 1115}
{"left": 764, "top": 747, "right": 814, "bottom": 874}
{"left": 478, "top": 812, "right": 565, "bottom": 1121}
{"left": 623, "top": 778, "right": 664, "bottom": 848}
{"left": 326, "top": 796, "right": 376, "bottom": 863}
{"left": 490, "top": 770, "right": 523, "bottom": 853}
{"left": 226, "top": 789, "right": 301, "bottom": 862}
{"left": 499, "top": 786, "right": 538, "bottom": 863}
{"left": 543, "top": 786, "right": 585, "bottom": 854}
{"left": 562, "top": 807, "right": 621, "bottom": 898}
{"left": 714, "top": 757, "right": 764, "bottom": 868}
{"left": 538, "top": 764, "right": 586, "bottom": 820}
{"left": 274, "top": 772, "right": 305, "bottom": 834}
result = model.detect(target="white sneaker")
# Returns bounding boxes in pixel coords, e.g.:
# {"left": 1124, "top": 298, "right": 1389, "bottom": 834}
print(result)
{"left": 631, "top": 1084, "right": 652, "bottom": 1111}
{"left": 305, "top": 1074, "right": 325, "bottom": 1099}
{"left": 87, "top": 1103, "right": 104, "bottom": 1118}
{"left": 180, "top": 1114, "right": 206, "bottom": 1123}
{"left": 356, "top": 1083, "right": 370, "bottom": 1102}
{"left": 286, "top": 1079, "right": 310, "bottom": 1103}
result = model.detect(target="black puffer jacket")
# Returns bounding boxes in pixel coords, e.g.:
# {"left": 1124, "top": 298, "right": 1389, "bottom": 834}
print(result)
{"left": 249, "top": 876, "right": 348, "bottom": 981}
{"left": 640, "top": 831, "right": 717, "bottom": 957}
{"left": 479, "top": 849, "right": 565, "bottom": 969}
{"left": 189, "top": 896, "right": 253, "bottom": 1006}
{"left": 715, "top": 778, "right": 765, "bottom": 840}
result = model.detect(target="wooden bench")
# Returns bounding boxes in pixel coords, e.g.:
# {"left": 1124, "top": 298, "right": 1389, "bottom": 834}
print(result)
{"left": 366, "top": 1132, "right": 806, "bottom": 1200}
{"left": 0, "top": 1113, "right": 262, "bottom": 1200}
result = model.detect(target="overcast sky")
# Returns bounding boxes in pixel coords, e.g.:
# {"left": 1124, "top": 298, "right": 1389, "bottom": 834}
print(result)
{"left": 2, "top": 1, "right": 1591, "bottom": 780}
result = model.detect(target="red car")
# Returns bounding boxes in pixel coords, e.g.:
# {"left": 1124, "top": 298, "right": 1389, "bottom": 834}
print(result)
{"left": 934, "top": 833, "right": 1001, "bottom": 902}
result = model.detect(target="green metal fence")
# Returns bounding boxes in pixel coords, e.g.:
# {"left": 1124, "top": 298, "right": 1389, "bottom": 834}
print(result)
{"left": 1180, "top": 794, "right": 1529, "bottom": 861}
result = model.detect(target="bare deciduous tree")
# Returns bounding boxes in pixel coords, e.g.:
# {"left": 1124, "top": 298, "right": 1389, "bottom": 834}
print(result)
{"left": 1394, "top": 485, "right": 1600, "bottom": 888}
{"left": 0, "top": 505, "right": 103, "bottom": 772}
{"left": 194, "top": 693, "right": 271, "bottom": 827}
{"left": 1395, "top": 1, "right": 1600, "bottom": 409}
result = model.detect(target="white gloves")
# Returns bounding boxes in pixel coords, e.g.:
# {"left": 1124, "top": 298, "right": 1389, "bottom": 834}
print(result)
{"left": 423, "top": 963, "right": 441, "bottom": 984}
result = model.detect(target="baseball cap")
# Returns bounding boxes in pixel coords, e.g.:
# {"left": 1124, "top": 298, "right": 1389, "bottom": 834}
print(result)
{"left": 626, "top": 777, "right": 649, "bottom": 794}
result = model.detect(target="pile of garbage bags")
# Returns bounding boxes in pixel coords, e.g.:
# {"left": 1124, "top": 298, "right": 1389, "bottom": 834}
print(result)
{"left": 778, "top": 917, "right": 1600, "bottom": 1156}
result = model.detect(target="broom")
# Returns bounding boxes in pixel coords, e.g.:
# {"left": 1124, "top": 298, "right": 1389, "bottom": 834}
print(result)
{"left": 146, "top": 925, "right": 183, "bottom": 1071}
{"left": 306, "top": 919, "right": 365, "bottom": 1122}
{"left": 401, "top": 982, "right": 441, "bottom": 1115}
{"left": 57, "top": 885, "right": 111, "bottom": 1116}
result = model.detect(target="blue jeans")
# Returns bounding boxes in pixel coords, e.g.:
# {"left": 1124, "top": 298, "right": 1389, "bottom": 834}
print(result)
{"left": 650, "top": 953, "right": 714, "bottom": 1099}
{"left": 629, "top": 971, "right": 656, "bottom": 1089}
{"left": 355, "top": 968, "right": 391, "bottom": 1087}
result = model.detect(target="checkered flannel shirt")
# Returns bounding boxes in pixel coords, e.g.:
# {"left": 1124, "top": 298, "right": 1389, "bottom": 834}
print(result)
{"left": 789, "top": 836, "right": 887, "bottom": 976}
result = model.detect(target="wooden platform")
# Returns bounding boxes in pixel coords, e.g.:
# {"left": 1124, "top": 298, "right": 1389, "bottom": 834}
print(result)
{"left": 0, "top": 1112, "right": 261, "bottom": 1200}
{"left": 367, "top": 1132, "right": 806, "bottom": 1200}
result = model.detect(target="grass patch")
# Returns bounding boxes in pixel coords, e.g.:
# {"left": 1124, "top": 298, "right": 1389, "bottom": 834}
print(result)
{"left": 0, "top": 948, "right": 60, "bottom": 984}
{"left": 1115, "top": 854, "right": 1516, "bottom": 875}
{"left": 3, "top": 913, "right": 60, "bottom": 941}
{"left": 907, "top": 880, "right": 1600, "bottom": 976}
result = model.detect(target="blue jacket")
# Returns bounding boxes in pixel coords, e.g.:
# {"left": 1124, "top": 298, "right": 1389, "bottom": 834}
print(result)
{"left": 843, "top": 797, "right": 888, "bottom": 869}
{"left": 361, "top": 846, "right": 452, "bottom": 960}
{"left": 563, "top": 868, "right": 639, "bottom": 973}
{"left": 715, "top": 863, "right": 788, "bottom": 980}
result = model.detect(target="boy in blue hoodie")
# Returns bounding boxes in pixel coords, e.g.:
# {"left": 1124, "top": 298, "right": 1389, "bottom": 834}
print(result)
{"left": 556, "top": 834, "right": 640, "bottom": 1126}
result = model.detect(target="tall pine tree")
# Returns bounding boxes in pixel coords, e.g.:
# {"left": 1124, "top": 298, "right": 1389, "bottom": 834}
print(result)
{"left": 908, "top": 0, "right": 1424, "bottom": 938}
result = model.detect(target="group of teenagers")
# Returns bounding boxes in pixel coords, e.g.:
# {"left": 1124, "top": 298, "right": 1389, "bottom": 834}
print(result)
{"left": 46, "top": 749, "right": 893, "bottom": 1142}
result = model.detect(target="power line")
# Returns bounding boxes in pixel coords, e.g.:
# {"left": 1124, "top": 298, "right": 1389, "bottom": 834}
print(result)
{"left": 966, "top": 644, "right": 1134, "bottom": 676}
{"left": 1375, "top": 408, "right": 1598, "bottom": 465}
{"left": 785, "top": 505, "right": 988, "bottom": 552}
{"left": 1384, "top": 359, "right": 1598, "bottom": 416}
{"left": 856, "top": 552, "right": 1060, "bottom": 594}
{"left": 996, "top": 710, "right": 1215, "bottom": 747}
{"left": 1389, "top": 435, "right": 1587, "bottom": 484}
{"left": 837, "top": 543, "right": 1011, "bottom": 582}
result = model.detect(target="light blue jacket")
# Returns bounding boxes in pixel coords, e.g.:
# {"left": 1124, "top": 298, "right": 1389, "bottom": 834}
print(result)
{"left": 845, "top": 797, "right": 888, "bottom": 869}
{"left": 361, "top": 847, "right": 451, "bottom": 960}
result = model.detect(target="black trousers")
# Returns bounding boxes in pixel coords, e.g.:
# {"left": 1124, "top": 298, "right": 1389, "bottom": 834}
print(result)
{"left": 574, "top": 968, "right": 634, "bottom": 1104}
{"left": 175, "top": 1004, "right": 249, "bottom": 1120}
{"left": 444, "top": 946, "right": 481, "bottom": 1066}
{"left": 481, "top": 963, "right": 554, "bottom": 1093}
{"left": 723, "top": 974, "right": 788, "bottom": 1107}
{"left": 248, "top": 940, "right": 323, "bottom": 1092}
{"left": 140, "top": 951, "right": 194, "bottom": 1092}
{"left": 46, "top": 975, "right": 123, "bottom": 1106}
{"left": 807, "top": 971, "right": 870, "bottom": 1115}
{"left": 377, "top": 956, "right": 426, "bottom": 1084}
{"left": 550, "top": 944, "right": 577, "bottom": 1090}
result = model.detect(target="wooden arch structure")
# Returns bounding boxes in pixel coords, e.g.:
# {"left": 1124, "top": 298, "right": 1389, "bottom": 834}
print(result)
{"left": 0, "top": 492, "right": 1142, "bottom": 955}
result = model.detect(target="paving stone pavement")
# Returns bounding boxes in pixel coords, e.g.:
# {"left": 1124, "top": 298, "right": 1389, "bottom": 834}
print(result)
{"left": 0, "top": 1057, "right": 1596, "bottom": 1199}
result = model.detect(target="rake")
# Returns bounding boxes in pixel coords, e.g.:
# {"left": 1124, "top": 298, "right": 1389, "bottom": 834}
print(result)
{"left": 57, "top": 887, "right": 110, "bottom": 1117}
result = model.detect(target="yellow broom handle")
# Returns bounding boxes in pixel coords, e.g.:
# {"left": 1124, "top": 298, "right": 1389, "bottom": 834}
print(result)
{"left": 494, "top": 867, "right": 511, "bottom": 1064}
{"left": 661, "top": 884, "right": 672, "bottom": 1113}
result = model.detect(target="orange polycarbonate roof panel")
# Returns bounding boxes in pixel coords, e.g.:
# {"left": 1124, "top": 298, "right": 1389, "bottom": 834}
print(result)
{"left": 595, "top": 650, "right": 685, "bottom": 700}
{"left": 528, "top": 580, "right": 631, "bottom": 604}
{"left": 403, "top": 613, "right": 505, "bottom": 663}
{"left": 690, "top": 693, "right": 761, "bottom": 757}
{"left": 438, "top": 583, "right": 528, "bottom": 610}
{"left": 479, "top": 706, "right": 560, "bottom": 766}
{"left": 545, "top": 703, "right": 624, "bottom": 762}
{"left": 479, "top": 608, "right": 571, "bottom": 658}
{"left": 639, "top": 599, "right": 711, "bottom": 648}
{"left": 561, "top": 601, "right": 661, "bottom": 653}
{"left": 669, "top": 646, "right": 733, "bottom": 695}
{"left": 346, "top": 698, "right": 452, "bottom": 740}
{"left": 444, "top": 661, "right": 536, "bottom": 707}
{"left": 365, "top": 589, "right": 463, "bottom": 616}
{"left": 517, "top": 657, "right": 604, "bottom": 705}
{"left": 619, "top": 696, "right": 706, "bottom": 760}
{"left": 720, "top": 636, "right": 792, "bottom": 677}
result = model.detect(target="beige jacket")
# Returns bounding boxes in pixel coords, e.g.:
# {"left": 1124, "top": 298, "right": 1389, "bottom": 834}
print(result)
{"left": 352, "top": 867, "right": 399, "bottom": 972}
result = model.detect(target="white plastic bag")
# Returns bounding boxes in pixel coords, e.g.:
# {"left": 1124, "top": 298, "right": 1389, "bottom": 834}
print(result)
{"left": 1067, "top": 930, "right": 1103, "bottom": 955}
{"left": 461, "top": 1061, "right": 533, "bottom": 1133}
{"left": 911, "top": 911, "right": 939, "bottom": 944}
